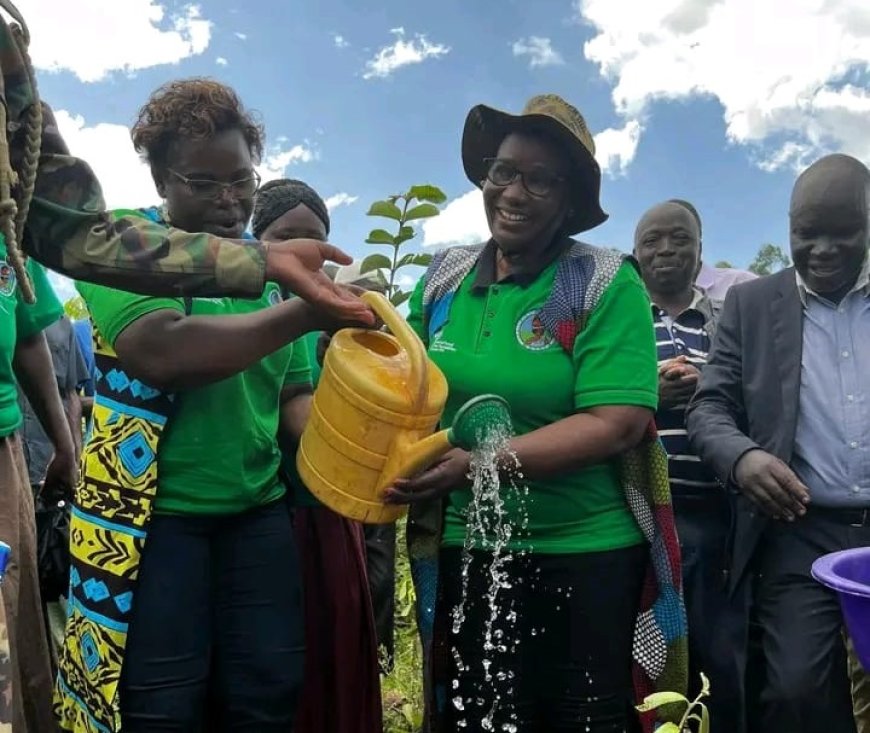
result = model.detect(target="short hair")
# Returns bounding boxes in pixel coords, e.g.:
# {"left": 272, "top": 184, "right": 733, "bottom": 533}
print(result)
{"left": 131, "top": 78, "right": 264, "bottom": 174}
{"left": 251, "top": 178, "right": 330, "bottom": 238}
{"left": 667, "top": 199, "right": 703, "bottom": 237}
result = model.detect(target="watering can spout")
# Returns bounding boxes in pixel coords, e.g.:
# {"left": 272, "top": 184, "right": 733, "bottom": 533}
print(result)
{"left": 376, "top": 394, "right": 512, "bottom": 494}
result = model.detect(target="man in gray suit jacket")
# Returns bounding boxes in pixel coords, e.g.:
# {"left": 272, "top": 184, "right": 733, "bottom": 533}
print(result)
{"left": 687, "top": 153, "right": 870, "bottom": 733}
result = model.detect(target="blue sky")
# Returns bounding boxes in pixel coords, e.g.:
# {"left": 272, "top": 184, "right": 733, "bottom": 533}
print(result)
{"left": 26, "top": 0, "right": 870, "bottom": 302}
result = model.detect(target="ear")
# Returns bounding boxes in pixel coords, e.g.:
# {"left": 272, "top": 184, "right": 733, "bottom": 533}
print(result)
{"left": 152, "top": 168, "right": 167, "bottom": 199}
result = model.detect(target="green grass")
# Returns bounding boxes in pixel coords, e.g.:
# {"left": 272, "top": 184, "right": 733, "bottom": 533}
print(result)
{"left": 380, "top": 517, "right": 425, "bottom": 732}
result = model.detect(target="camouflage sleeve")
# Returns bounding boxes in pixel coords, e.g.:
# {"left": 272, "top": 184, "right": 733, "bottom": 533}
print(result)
{"left": 21, "top": 104, "right": 266, "bottom": 298}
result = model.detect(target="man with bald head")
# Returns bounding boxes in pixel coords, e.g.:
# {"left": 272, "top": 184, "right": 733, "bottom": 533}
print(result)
{"left": 688, "top": 154, "right": 870, "bottom": 732}
{"left": 635, "top": 200, "right": 747, "bottom": 732}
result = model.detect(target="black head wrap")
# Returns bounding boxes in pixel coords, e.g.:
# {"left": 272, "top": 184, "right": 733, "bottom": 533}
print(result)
{"left": 252, "top": 178, "right": 330, "bottom": 239}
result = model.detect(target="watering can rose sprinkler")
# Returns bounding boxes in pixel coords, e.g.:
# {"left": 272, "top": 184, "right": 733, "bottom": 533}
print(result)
{"left": 296, "top": 291, "right": 511, "bottom": 523}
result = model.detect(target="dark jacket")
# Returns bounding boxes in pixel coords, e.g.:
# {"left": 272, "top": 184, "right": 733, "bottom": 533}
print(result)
{"left": 686, "top": 268, "right": 802, "bottom": 587}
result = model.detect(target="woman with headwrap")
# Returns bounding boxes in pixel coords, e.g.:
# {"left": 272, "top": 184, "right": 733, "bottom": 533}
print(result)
{"left": 252, "top": 179, "right": 383, "bottom": 733}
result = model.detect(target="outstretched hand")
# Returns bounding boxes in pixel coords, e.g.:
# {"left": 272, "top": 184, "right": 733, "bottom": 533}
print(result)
{"left": 264, "top": 239, "right": 375, "bottom": 325}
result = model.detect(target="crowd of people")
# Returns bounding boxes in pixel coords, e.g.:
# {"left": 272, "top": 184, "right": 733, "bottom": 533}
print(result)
{"left": 0, "top": 2, "right": 867, "bottom": 732}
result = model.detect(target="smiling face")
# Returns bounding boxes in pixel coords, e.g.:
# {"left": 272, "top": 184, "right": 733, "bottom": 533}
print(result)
{"left": 154, "top": 128, "right": 255, "bottom": 238}
{"left": 482, "top": 132, "right": 571, "bottom": 255}
{"left": 634, "top": 202, "right": 702, "bottom": 297}
{"left": 790, "top": 155, "right": 870, "bottom": 300}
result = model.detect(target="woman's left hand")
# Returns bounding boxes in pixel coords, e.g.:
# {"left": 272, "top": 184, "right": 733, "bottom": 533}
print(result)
{"left": 383, "top": 448, "right": 471, "bottom": 505}
{"left": 42, "top": 446, "right": 78, "bottom": 502}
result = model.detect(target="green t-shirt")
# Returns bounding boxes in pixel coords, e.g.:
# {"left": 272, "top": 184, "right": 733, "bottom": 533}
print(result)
{"left": 407, "top": 258, "right": 658, "bottom": 554}
{"left": 283, "top": 329, "right": 324, "bottom": 508}
{"left": 0, "top": 244, "right": 63, "bottom": 437}
{"left": 78, "top": 281, "right": 312, "bottom": 514}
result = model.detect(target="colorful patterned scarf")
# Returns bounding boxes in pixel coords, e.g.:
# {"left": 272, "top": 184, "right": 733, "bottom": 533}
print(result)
{"left": 54, "top": 207, "right": 176, "bottom": 733}
{"left": 408, "top": 241, "right": 688, "bottom": 732}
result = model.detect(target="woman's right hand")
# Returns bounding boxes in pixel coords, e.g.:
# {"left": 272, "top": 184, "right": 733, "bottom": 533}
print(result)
{"left": 265, "top": 239, "right": 375, "bottom": 325}
{"left": 295, "top": 286, "right": 375, "bottom": 335}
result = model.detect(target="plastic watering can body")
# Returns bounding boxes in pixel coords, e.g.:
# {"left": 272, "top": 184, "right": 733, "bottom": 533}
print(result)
{"left": 296, "top": 291, "right": 453, "bottom": 523}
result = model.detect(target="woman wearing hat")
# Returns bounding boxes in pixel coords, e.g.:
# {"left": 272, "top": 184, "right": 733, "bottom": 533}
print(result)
{"left": 390, "top": 95, "right": 686, "bottom": 732}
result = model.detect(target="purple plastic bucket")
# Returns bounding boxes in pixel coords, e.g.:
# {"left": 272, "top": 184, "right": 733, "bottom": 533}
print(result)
{"left": 812, "top": 547, "right": 870, "bottom": 672}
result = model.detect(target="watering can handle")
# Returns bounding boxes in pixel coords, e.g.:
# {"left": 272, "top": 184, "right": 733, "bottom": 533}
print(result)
{"left": 360, "top": 290, "right": 429, "bottom": 411}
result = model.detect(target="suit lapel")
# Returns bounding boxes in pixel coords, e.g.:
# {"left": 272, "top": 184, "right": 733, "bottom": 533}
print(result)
{"left": 770, "top": 268, "right": 803, "bottom": 454}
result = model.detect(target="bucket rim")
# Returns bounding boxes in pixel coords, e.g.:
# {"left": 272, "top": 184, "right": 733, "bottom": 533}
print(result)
{"left": 811, "top": 547, "right": 870, "bottom": 598}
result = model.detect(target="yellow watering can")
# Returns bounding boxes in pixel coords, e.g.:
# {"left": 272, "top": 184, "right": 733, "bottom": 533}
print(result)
{"left": 296, "top": 291, "right": 511, "bottom": 524}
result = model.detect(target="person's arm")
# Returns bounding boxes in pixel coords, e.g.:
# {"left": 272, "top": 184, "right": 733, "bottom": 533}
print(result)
{"left": 277, "top": 335, "right": 314, "bottom": 444}
{"left": 65, "top": 391, "right": 83, "bottom": 458}
{"left": 685, "top": 288, "right": 759, "bottom": 480}
{"left": 280, "top": 386, "right": 313, "bottom": 445}
{"left": 13, "top": 333, "right": 76, "bottom": 495}
{"left": 80, "top": 395, "right": 94, "bottom": 420}
{"left": 686, "top": 288, "right": 808, "bottom": 519}
{"left": 80, "top": 276, "right": 363, "bottom": 394}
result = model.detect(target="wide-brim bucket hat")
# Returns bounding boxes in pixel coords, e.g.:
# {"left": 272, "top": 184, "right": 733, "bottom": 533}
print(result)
{"left": 461, "top": 94, "right": 608, "bottom": 235}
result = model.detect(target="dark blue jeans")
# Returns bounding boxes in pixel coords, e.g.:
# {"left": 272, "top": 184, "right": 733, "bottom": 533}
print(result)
{"left": 119, "top": 500, "right": 304, "bottom": 732}
{"left": 674, "top": 492, "right": 750, "bottom": 733}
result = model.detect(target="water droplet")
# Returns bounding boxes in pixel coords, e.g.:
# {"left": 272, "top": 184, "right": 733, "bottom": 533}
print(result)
{"left": 453, "top": 696, "right": 465, "bottom": 711}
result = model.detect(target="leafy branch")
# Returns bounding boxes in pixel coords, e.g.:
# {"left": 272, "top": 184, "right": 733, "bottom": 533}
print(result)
{"left": 636, "top": 673, "right": 711, "bottom": 733}
{"left": 361, "top": 184, "right": 446, "bottom": 307}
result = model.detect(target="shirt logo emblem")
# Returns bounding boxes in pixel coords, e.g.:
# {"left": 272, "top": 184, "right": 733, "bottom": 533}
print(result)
{"left": 0, "top": 260, "right": 17, "bottom": 297}
{"left": 268, "top": 289, "right": 283, "bottom": 306}
{"left": 516, "top": 311, "right": 553, "bottom": 351}
{"left": 429, "top": 330, "right": 456, "bottom": 353}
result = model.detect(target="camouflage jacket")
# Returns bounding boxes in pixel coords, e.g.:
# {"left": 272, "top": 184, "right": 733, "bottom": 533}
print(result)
{"left": 1, "top": 14, "right": 266, "bottom": 298}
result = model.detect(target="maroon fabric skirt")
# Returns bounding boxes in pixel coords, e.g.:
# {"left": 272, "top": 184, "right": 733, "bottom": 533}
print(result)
{"left": 292, "top": 505, "right": 383, "bottom": 732}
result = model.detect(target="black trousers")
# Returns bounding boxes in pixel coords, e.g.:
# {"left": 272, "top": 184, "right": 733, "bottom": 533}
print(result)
{"left": 363, "top": 522, "right": 396, "bottom": 665}
{"left": 120, "top": 500, "right": 305, "bottom": 732}
{"left": 440, "top": 544, "right": 646, "bottom": 733}
{"left": 673, "top": 493, "right": 750, "bottom": 733}
{"left": 755, "top": 506, "right": 870, "bottom": 733}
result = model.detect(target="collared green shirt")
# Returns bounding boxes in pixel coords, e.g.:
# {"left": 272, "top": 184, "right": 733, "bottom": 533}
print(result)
{"left": 408, "top": 245, "right": 658, "bottom": 553}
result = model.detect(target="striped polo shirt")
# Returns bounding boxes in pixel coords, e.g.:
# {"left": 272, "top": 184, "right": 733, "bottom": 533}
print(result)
{"left": 653, "top": 290, "right": 718, "bottom": 495}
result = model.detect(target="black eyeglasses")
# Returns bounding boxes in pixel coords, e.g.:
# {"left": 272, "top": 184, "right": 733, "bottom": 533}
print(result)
{"left": 484, "top": 158, "right": 566, "bottom": 198}
{"left": 167, "top": 169, "right": 262, "bottom": 200}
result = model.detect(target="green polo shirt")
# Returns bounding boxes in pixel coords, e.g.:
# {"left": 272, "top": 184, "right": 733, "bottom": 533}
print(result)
{"left": 78, "top": 281, "right": 312, "bottom": 515}
{"left": 0, "top": 244, "right": 63, "bottom": 437}
{"left": 407, "top": 248, "right": 657, "bottom": 554}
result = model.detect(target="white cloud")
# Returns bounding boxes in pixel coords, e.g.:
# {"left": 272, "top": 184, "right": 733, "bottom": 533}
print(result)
{"left": 333, "top": 34, "right": 349, "bottom": 48}
{"left": 258, "top": 144, "right": 317, "bottom": 183}
{"left": 325, "top": 193, "right": 359, "bottom": 211}
{"left": 593, "top": 120, "right": 643, "bottom": 175}
{"left": 48, "top": 110, "right": 160, "bottom": 306}
{"left": 363, "top": 28, "right": 450, "bottom": 80}
{"left": 576, "top": 0, "right": 870, "bottom": 170}
{"left": 421, "top": 190, "right": 490, "bottom": 248}
{"left": 28, "top": 1, "right": 211, "bottom": 83}
{"left": 512, "top": 36, "right": 565, "bottom": 68}
{"left": 54, "top": 110, "right": 158, "bottom": 209}
{"left": 234, "top": 32, "right": 248, "bottom": 40}
{"left": 216, "top": 57, "right": 228, "bottom": 66}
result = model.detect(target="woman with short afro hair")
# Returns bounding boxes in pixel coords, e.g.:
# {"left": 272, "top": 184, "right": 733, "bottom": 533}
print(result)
{"left": 54, "top": 78, "right": 365, "bottom": 733}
